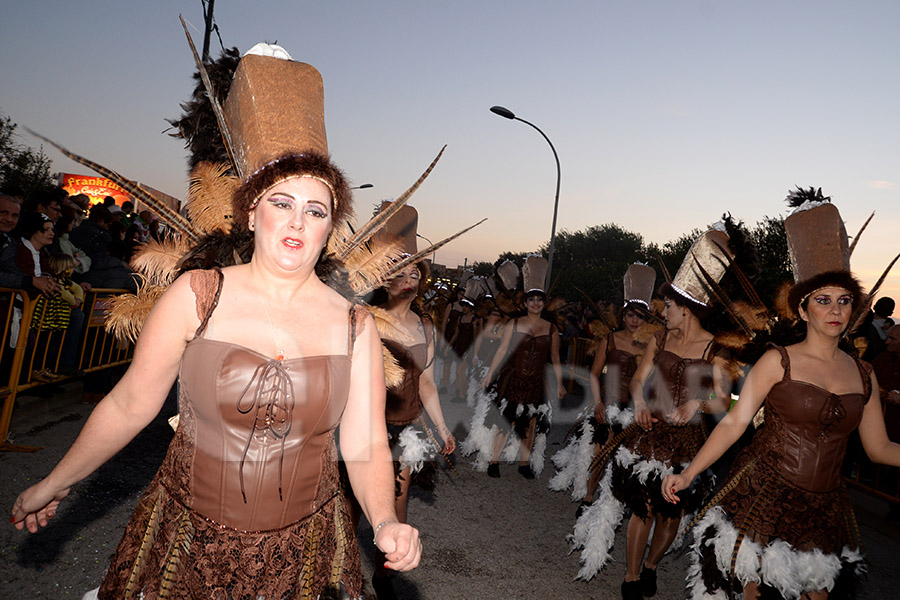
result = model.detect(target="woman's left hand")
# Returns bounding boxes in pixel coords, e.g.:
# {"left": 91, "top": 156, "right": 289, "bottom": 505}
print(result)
{"left": 438, "top": 426, "right": 456, "bottom": 455}
{"left": 375, "top": 522, "right": 422, "bottom": 572}
{"left": 557, "top": 382, "right": 567, "bottom": 400}
{"left": 665, "top": 400, "right": 700, "bottom": 426}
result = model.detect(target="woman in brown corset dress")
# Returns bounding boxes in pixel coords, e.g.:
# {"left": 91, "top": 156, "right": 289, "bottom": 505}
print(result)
{"left": 470, "top": 305, "right": 506, "bottom": 398}
{"left": 569, "top": 283, "right": 732, "bottom": 595}
{"left": 479, "top": 289, "right": 565, "bottom": 479}
{"left": 369, "top": 261, "right": 455, "bottom": 595}
{"left": 447, "top": 296, "right": 480, "bottom": 401}
{"left": 549, "top": 302, "right": 649, "bottom": 507}
{"left": 664, "top": 282, "right": 900, "bottom": 599}
{"left": 10, "top": 53, "right": 420, "bottom": 599}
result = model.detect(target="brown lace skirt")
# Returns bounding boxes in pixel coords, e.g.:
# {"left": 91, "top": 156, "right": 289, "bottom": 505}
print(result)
{"left": 97, "top": 476, "right": 363, "bottom": 600}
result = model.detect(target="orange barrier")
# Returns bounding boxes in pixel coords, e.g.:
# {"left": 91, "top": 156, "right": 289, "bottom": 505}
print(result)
{"left": 0, "top": 287, "right": 134, "bottom": 452}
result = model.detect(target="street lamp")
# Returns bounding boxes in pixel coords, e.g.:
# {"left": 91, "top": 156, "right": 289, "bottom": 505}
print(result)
{"left": 490, "top": 105, "right": 561, "bottom": 291}
{"left": 416, "top": 233, "right": 437, "bottom": 264}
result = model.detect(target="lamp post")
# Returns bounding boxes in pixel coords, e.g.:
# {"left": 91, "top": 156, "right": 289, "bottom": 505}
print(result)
{"left": 416, "top": 233, "right": 436, "bottom": 264}
{"left": 490, "top": 105, "right": 561, "bottom": 291}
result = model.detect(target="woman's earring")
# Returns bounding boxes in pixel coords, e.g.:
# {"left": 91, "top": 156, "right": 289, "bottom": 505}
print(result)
{"left": 248, "top": 219, "right": 255, "bottom": 231}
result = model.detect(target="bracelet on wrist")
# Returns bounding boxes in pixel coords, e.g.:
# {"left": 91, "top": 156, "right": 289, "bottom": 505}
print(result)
{"left": 373, "top": 520, "right": 394, "bottom": 545}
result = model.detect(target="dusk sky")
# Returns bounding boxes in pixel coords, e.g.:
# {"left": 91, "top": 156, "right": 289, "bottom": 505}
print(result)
{"left": 2, "top": 1, "right": 898, "bottom": 300}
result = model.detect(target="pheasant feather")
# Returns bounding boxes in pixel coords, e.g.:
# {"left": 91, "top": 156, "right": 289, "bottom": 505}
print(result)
{"left": 848, "top": 211, "right": 874, "bottom": 258}
{"left": 379, "top": 219, "right": 487, "bottom": 291}
{"left": 336, "top": 146, "right": 446, "bottom": 261}
{"left": 158, "top": 508, "right": 194, "bottom": 599}
{"left": 123, "top": 488, "right": 163, "bottom": 599}
{"left": 24, "top": 128, "right": 198, "bottom": 241}
{"left": 179, "top": 15, "right": 240, "bottom": 178}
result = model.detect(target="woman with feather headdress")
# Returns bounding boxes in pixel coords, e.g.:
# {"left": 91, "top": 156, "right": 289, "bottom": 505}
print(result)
{"left": 570, "top": 227, "right": 735, "bottom": 599}
{"left": 663, "top": 191, "right": 900, "bottom": 600}
{"left": 362, "top": 202, "right": 456, "bottom": 599}
{"left": 10, "top": 47, "right": 422, "bottom": 600}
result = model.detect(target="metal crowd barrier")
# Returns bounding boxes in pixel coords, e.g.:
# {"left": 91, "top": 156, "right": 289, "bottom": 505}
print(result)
{"left": 0, "top": 287, "right": 134, "bottom": 452}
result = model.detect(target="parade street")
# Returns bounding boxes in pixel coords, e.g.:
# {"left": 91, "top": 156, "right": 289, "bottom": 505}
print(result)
{"left": 3, "top": 369, "right": 900, "bottom": 599}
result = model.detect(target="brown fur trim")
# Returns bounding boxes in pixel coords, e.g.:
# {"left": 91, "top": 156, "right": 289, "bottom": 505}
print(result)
{"left": 787, "top": 270, "right": 863, "bottom": 316}
{"left": 231, "top": 151, "right": 353, "bottom": 231}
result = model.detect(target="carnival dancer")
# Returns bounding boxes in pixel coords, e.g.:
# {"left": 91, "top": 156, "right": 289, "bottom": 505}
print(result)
{"left": 570, "top": 227, "right": 734, "bottom": 598}
{"left": 10, "top": 47, "right": 421, "bottom": 599}
{"left": 663, "top": 196, "right": 900, "bottom": 600}
{"left": 549, "top": 263, "right": 658, "bottom": 512}
{"left": 446, "top": 277, "right": 481, "bottom": 401}
{"left": 439, "top": 275, "right": 470, "bottom": 392}
{"left": 365, "top": 203, "right": 456, "bottom": 599}
{"left": 462, "top": 254, "right": 565, "bottom": 479}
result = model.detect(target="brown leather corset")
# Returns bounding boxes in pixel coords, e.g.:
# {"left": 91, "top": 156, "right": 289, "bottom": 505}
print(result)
{"left": 507, "top": 331, "right": 552, "bottom": 380}
{"left": 177, "top": 338, "right": 351, "bottom": 530}
{"left": 761, "top": 380, "right": 866, "bottom": 492}
{"left": 383, "top": 338, "right": 427, "bottom": 425}
{"left": 604, "top": 348, "right": 638, "bottom": 406}
{"left": 647, "top": 350, "right": 714, "bottom": 417}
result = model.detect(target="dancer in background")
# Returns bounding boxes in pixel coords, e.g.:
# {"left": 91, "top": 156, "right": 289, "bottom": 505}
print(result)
{"left": 570, "top": 228, "right": 734, "bottom": 599}
{"left": 365, "top": 203, "right": 456, "bottom": 599}
{"left": 664, "top": 197, "right": 900, "bottom": 600}
{"left": 446, "top": 278, "right": 481, "bottom": 402}
{"left": 550, "top": 263, "right": 658, "bottom": 513}
{"left": 465, "top": 255, "right": 565, "bottom": 479}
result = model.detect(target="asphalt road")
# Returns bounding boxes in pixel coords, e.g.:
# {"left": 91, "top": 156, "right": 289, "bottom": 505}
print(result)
{"left": 3, "top": 365, "right": 900, "bottom": 599}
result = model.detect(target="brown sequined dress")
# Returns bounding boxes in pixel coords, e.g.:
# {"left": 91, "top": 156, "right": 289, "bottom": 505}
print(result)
{"left": 97, "top": 270, "right": 363, "bottom": 600}
{"left": 690, "top": 345, "right": 870, "bottom": 599}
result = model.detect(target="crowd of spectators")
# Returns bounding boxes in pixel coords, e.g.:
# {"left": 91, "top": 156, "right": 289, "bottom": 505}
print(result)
{"left": 0, "top": 185, "right": 147, "bottom": 381}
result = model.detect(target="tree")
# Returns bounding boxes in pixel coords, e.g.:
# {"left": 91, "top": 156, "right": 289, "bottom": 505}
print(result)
{"left": 470, "top": 261, "right": 494, "bottom": 276}
{"left": 749, "top": 215, "right": 790, "bottom": 305}
{"left": 0, "top": 112, "right": 55, "bottom": 197}
{"left": 540, "top": 224, "right": 648, "bottom": 302}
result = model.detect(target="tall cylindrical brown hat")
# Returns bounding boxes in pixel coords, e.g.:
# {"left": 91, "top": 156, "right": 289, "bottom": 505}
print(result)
{"left": 522, "top": 255, "right": 548, "bottom": 294}
{"left": 784, "top": 201, "right": 850, "bottom": 284}
{"left": 623, "top": 263, "right": 656, "bottom": 309}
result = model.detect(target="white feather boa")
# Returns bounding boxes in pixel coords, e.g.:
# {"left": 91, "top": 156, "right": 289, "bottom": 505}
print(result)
{"left": 549, "top": 405, "right": 635, "bottom": 500}
{"left": 567, "top": 445, "right": 701, "bottom": 580}
{"left": 396, "top": 425, "right": 439, "bottom": 473}
{"left": 460, "top": 387, "right": 497, "bottom": 472}
{"left": 687, "top": 507, "right": 866, "bottom": 600}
